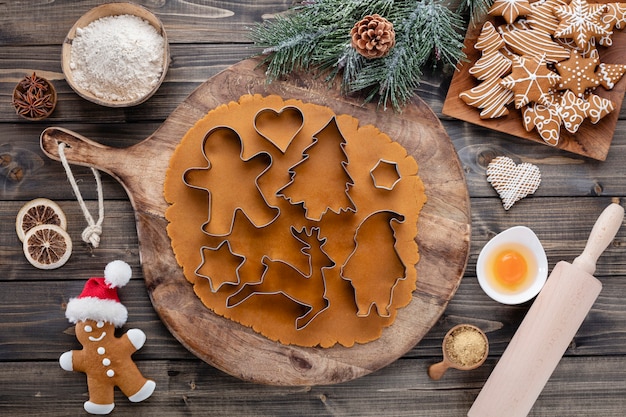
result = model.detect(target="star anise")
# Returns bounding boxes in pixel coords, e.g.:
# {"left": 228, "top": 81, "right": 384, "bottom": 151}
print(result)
{"left": 12, "top": 73, "right": 56, "bottom": 120}
{"left": 19, "top": 72, "right": 48, "bottom": 93}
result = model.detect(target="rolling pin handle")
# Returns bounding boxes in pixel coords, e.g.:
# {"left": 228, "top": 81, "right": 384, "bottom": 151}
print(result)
{"left": 573, "top": 202, "right": 624, "bottom": 275}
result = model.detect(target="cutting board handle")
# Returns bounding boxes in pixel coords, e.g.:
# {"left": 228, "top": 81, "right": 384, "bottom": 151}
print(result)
{"left": 40, "top": 127, "right": 121, "bottom": 174}
{"left": 573, "top": 202, "right": 624, "bottom": 275}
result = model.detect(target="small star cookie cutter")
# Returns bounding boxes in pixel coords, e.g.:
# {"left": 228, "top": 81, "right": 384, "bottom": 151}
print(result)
{"left": 226, "top": 226, "right": 334, "bottom": 330}
{"left": 340, "top": 210, "right": 407, "bottom": 318}
{"left": 195, "top": 240, "right": 246, "bottom": 292}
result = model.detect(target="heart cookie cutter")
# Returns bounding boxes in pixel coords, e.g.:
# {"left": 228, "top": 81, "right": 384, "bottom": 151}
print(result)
{"left": 254, "top": 106, "right": 304, "bottom": 153}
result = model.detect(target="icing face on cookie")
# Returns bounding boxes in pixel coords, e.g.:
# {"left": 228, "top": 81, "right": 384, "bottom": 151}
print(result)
{"left": 76, "top": 320, "right": 114, "bottom": 345}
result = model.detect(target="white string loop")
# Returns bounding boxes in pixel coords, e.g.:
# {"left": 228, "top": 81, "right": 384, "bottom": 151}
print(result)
{"left": 58, "top": 142, "right": 105, "bottom": 248}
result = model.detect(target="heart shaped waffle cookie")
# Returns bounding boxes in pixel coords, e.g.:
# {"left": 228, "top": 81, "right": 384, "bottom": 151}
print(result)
{"left": 487, "top": 156, "right": 541, "bottom": 210}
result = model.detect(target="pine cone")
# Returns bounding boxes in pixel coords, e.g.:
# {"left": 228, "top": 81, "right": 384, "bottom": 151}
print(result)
{"left": 350, "top": 14, "right": 395, "bottom": 59}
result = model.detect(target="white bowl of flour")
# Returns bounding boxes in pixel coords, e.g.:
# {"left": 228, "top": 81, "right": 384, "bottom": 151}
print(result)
{"left": 62, "top": 2, "right": 170, "bottom": 107}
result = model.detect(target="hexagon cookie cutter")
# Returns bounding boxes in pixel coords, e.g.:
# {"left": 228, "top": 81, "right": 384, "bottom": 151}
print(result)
{"left": 370, "top": 159, "right": 402, "bottom": 190}
{"left": 225, "top": 226, "right": 334, "bottom": 330}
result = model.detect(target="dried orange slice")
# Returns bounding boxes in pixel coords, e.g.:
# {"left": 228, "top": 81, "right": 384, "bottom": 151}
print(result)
{"left": 22, "top": 224, "right": 72, "bottom": 270}
{"left": 16, "top": 198, "right": 67, "bottom": 242}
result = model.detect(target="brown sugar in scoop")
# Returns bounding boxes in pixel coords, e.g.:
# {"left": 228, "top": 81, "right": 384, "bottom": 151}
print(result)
{"left": 428, "top": 324, "right": 489, "bottom": 380}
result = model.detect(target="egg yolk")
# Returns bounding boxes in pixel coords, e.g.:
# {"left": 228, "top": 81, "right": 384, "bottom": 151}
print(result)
{"left": 492, "top": 249, "right": 527, "bottom": 288}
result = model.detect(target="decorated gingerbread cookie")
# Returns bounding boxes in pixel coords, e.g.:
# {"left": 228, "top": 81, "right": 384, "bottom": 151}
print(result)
{"left": 59, "top": 260, "right": 155, "bottom": 415}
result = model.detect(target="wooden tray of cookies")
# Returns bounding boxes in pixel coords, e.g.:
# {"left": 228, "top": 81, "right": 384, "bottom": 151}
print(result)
{"left": 40, "top": 57, "right": 471, "bottom": 386}
{"left": 443, "top": 3, "right": 626, "bottom": 161}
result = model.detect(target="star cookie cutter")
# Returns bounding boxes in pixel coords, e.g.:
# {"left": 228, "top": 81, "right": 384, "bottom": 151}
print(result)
{"left": 277, "top": 116, "right": 357, "bottom": 221}
{"left": 254, "top": 106, "right": 304, "bottom": 153}
{"left": 195, "top": 240, "right": 246, "bottom": 292}
{"left": 340, "top": 210, "right": 407, "bottom": 318}
{"left": 183, "top": 126, "right": 280, "bottom": 237}
{"left": 226, "top": 226, "right": 334, "bottom": 330}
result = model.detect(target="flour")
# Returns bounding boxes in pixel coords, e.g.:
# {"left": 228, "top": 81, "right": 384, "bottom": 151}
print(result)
{"left": 69, "top": 14, "right": 165, "bottom": 102}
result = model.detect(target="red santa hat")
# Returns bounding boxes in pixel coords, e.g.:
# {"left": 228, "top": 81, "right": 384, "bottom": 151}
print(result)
{"left": 65, "top": 260, "right": 132, "bottom": 328}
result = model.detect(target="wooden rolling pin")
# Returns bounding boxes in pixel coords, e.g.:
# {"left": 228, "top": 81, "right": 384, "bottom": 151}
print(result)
{"left": 468, "top": 202, "right": 624, "bottom": 417}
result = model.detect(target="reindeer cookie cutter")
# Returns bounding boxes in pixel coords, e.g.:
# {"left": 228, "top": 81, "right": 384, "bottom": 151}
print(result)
{"left": 225, "top": 226, "right": 334, "bottom": 330}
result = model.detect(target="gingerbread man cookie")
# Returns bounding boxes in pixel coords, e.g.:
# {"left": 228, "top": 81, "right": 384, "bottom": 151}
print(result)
{"left": 59, "top": 261, "right": 156, "bottom": 415}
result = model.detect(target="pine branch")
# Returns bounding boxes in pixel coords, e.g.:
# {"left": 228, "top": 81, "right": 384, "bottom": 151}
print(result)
{"left": 250, "top": 0, "right": 487, "bottom": 110}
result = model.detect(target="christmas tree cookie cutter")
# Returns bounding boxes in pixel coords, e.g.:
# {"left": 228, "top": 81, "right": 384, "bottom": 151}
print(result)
{"left": 277, "top": 116, "right": 356, "bottom": 221}
{"left": 340, "top": 210, "right": 407, "bottom": 318}
{"left": 226, "top": 226, "right": 334, "bottom": 330}
{"left": 182, "top": 125, "right": 280, "bottom": 237}
{"left": 253, "top": 106, "right": 304, "bottom": 153}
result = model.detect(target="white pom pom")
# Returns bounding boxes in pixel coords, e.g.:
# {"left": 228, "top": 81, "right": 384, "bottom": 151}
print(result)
{"left": 104, "top": 260, "right": 132, "bottom": 288}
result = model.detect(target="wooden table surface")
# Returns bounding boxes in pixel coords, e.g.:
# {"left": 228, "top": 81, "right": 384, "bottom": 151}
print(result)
{"left": 2, "top": 1, "right": 626, "bottom": 416}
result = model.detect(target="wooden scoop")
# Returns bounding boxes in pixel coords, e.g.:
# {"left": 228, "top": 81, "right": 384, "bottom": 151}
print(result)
{"left": 428, "top": 324, "right": 489, "bottom": 380}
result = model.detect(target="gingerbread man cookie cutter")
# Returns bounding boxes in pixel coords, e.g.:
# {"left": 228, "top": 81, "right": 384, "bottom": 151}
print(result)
{"left": 182, "top": 125, "right": 280, "bottom": 237}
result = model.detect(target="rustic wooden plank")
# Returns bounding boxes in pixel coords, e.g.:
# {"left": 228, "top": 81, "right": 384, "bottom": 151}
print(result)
{"left": 3, "top": 117, "right": 626, "bottom": 202}
{"left": 1, "top": 265, "right": 625, "bottom": 362}
{"left": 0, "top": 0, "right": 623, "bottom": 415}
{"left": 0, "top": 43, "right": 259, "bottom": 123}
{"left": 0, "top": 0, "right": 291, "bottom": 46}
{"left": 468, "top": 197, "right": 626, "bottom": 276}
{"left": 0, "top": 279, "right": 194, "bottom": 362}
{"left": 0, "top": 356, "right": 625, "bottom": 416}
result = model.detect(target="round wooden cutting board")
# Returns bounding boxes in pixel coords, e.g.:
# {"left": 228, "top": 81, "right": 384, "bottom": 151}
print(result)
{"left": 41, "top": 58, "right": 471, "bottom": 386}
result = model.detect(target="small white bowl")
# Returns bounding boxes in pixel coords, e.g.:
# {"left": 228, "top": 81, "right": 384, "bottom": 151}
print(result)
{"left": 476, "top": 226, "right": 548, "bottom": 305}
